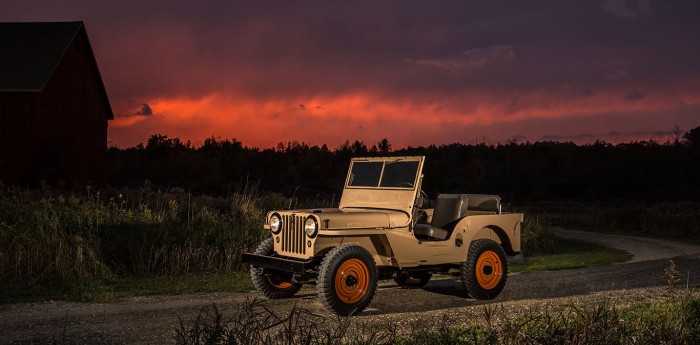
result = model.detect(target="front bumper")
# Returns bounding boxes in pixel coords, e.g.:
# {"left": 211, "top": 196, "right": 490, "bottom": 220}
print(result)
{"left": 241, "top": 253, "right": 317, "bottom": 273}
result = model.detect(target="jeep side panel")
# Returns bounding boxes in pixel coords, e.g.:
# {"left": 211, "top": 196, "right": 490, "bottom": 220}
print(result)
{"left": 384, "top": 213, "right": 522, "bottom": 267}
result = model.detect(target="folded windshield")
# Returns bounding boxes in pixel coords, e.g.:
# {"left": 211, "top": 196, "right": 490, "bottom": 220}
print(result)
{"left": 347, "top": 160, "right": 420, "bottom": 189}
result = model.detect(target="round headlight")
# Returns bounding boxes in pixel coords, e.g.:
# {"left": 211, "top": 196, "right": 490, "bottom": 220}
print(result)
{"left": 304, "top": 217, "right": 318, "bottom": 238}
{"left": 270, "top": 213, "right": 281, "bottom": 234}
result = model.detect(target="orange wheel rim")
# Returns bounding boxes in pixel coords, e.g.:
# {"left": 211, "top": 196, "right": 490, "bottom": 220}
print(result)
{"left": 334, "top": 258, "right": 369, "bottom": 304}
{"left": 476, "top": 250, "right": 502, "bottom": 290}
{"left": 267, "top": 275, "right": 293, "bottom": 289}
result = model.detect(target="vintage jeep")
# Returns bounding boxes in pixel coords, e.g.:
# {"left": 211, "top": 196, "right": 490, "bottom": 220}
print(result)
{"left": 242, "top": 156, "right": 523, "bottom": 315}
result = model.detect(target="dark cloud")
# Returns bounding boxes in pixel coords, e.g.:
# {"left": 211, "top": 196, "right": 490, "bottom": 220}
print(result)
{"left": 605, "top": 69, "right": 631, "bottom": 80}
{"left": 2, "top": 0, "right": 699, "bottom": 147}
{"left": 411, "top": 45, "right": 515, "bottom": 72}
{"left": 134, "top": 103, "right": 153, "bottom": 116}
{"left": 3, "top": 0, "right": 697, "bottom": 103}
{"left": 562, "top": 83, "right": 595, "bottom": 97}
{"left": 604, "top": 0, "right": 653, "bottom": 18}
{"left": 624, "top": 89, "right": 646, "bottom": 102}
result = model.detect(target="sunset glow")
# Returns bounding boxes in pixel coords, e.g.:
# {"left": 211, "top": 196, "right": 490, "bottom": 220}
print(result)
{"left": 3, "top": 1, "right": 699, "bottom": 148}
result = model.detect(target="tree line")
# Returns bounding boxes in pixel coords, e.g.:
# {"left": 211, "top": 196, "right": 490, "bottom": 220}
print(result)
{"left": 108, "top": 126, "right": 700, "bottom": 203}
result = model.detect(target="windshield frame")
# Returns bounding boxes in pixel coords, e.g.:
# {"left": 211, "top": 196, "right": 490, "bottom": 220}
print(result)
{"left": 344, "top": 157, "right": 422, "bottom": 191}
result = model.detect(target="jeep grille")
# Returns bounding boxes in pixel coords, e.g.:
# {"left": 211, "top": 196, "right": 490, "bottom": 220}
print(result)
{"left": 281, "top": 214, "right": 307, "bottom": 255}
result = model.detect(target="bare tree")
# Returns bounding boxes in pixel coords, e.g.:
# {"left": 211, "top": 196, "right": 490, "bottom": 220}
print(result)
{"left": 672, "top": 124, "right": 684, "bottom": 144}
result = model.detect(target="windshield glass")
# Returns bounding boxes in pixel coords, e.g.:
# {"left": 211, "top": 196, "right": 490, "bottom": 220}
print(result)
{"left": 348, "top": 161, "right": 383, "bottom": 187}
{"left": 380, "top": 160, "right": 419, "bottom": 187}
{"left": 347, "top": 160, "right": 419, "bottom": 189}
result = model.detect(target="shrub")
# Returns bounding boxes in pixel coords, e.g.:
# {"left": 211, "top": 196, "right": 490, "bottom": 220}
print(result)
{"left": 521, "top": 217, "right": 555, "bottom": 255}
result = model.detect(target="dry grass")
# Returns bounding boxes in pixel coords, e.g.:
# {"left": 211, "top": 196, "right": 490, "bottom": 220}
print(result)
{"left": 0, "top": 183, "right": 288, "bottom": 285}
{"left": 519, "top": 201, "right": 700, "bottom": 242}
{"left": 176, "top": 292, "right": 700, "bottom": 345}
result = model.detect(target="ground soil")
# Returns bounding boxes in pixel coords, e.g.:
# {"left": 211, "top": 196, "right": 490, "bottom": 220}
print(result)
{"left": 1, "top": 228, "right": 699, "bottom": 344}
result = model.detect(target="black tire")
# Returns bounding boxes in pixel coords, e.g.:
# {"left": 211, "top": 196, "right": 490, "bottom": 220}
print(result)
{"left": 249, "top": 238, "right": 301, "bottom": 299}
{"left": 461, "top": 239, "right": 508, "bottom": 300}
{"left": 317, "top": 244, "right": 378, "bottom": 316}
{"left": 394, "top": 272, "right": 432, "bottom": 288}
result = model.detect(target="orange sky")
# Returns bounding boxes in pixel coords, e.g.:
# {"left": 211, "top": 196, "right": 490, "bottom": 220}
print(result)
{"left": 108, "top": 87, "right": 700, "bottom": 148}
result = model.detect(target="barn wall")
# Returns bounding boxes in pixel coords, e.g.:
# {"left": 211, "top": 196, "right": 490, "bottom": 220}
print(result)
{"left": 0, "top": 28, "right": 109, "bottom": 186}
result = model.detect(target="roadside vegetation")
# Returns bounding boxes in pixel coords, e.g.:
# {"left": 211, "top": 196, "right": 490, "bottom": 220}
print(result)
{"left": 0, "top": 184, "right": 276, "bottom": 303}
{"left": 0, "top": 184, "right": 629, "bottom": 304}
{"left": 512, "top": 217, "right": 632, "bottom": 273}
{"left": 174, "top": 290, "right": 700, "bottom": 345}
{"left": 520, "top": 201, "right": 700, "bottom": 244}
{"left": 3, "top": 127, "right": 699, "bottom": 303}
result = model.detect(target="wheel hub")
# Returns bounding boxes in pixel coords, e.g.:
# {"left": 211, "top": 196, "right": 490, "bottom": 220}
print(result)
{"left": 334, "top": 258, "right": 370, "bottom": 303}
{"left": 475, "top": 250, "right": 502, "bottom": 290}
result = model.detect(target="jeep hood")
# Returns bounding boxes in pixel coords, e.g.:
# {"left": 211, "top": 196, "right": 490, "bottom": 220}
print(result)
{"left": 294, "top": 208, "right": 410, "bottom": 230}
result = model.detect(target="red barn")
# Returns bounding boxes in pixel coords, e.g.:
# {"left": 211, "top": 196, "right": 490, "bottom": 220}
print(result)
{"left": 0, "top": 21, "right": 113, "bottom": 186}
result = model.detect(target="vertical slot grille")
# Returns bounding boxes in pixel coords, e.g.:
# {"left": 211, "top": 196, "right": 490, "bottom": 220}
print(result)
{"left": 281, "top": 214, "right": 306, "bottom": 255}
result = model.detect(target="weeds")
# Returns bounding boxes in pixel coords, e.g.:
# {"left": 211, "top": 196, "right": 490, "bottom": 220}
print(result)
{"left": 176, "top": 293, "right": 700, "bottom": 345}
{"left": 175, "top": 298, "right": 396, "bottom": 345}
{"left": 0, "top": 183, "right": 288, "bottom": 285}
{"left": 664, "top": 260, "right": 682, "bottom": 292}
{"left": 521, "top": 217, "right": 555, "bottom": 255}
{"left": 521, "top": 201, "right": 700, "bottom": 242}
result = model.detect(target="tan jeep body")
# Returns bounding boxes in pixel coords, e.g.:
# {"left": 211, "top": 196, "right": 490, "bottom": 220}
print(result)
{"left": 243, "top": 156, "right": 523, "bottom": 315}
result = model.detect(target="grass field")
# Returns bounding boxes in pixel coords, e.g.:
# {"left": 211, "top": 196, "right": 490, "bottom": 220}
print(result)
{"left": 511, "top": 236, "right": 632, "bottom": 273}
{"left": 0, "top": 185, "right": 636, "bottom": 304}
{"left": 518, "top": 200, "right": 700, "bottom": 244}
{"left": 0, "top": 234, "right": 628, "bottom": 304}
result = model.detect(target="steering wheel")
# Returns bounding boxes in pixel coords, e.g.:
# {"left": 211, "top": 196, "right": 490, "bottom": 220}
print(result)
{"left": 398, "top": 182, "right": 430, "bottom": 206}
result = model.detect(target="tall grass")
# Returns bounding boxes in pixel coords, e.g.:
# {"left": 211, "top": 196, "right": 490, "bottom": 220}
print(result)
{"left": 0, "top": 183, "right": 288, "bottom": 284}
{"left": 520, "top": 201, "right": 700, "bottom": 240}
{"left": 176, "top": 292, "right": 700, "bottom": 345}
{"left": 520, "top": 217, "right": 555, "bottom": 255}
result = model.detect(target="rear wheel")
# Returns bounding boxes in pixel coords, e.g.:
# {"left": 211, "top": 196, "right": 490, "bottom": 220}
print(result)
{"left": 461, "top": 239, "right": 508, "bottom": 299}
{"left": 317, "top": 244, "right": 378, "bottom": 316}
{"left": 249, "top": 238, "right": 301, "bottom": 299}
{"left": 394, "top": 271, "right": 432, "bottom": 288}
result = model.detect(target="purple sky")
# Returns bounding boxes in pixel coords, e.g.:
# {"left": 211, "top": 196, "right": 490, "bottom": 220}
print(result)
{"left": 2, "top": 0, "right": 699, "bottom": 148}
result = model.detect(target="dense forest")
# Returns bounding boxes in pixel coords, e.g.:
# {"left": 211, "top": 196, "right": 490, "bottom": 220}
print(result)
{"left": 108, "top": 126, "right": 700, "bottom": 203}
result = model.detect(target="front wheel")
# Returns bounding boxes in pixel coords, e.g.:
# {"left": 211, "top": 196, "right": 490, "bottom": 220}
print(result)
{"left": 461, "top": 239, "right": 508, "bottom": 300}
{"left": 249, "top": 238, "right": 301, "bottom": 299}
{"left": 317, "top": 244, "right": 378, "bottom": 316}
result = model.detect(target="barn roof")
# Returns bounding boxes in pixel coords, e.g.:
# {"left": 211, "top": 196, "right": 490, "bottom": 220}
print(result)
{"left": 0, "top": 21, "right": 113, "bottom": 119}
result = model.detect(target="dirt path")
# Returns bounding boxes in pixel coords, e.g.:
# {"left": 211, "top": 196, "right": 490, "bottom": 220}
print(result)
{"left": 1, "top": 229, "right": 699, "bottom": 344}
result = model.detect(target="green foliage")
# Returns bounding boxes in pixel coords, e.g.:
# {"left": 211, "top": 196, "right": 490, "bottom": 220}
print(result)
{"left": 0, "top": 184, "right": 287, "bottom": 286}
{"left": 175, "top": 293, "right": 700, "bottom": 345}
{"left": 511, "top": 237, "right": 631, "bottom": 273}
{"left": 521, "top": 217, "right": 555, "bottom": 255}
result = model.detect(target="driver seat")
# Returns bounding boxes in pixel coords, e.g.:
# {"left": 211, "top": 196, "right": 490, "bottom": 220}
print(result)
{"left": 414, "top": 194, "right": 469, "bottom": 240}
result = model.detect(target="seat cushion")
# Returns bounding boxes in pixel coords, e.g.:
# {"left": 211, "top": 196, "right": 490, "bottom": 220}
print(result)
{"left": 414, "top": 224, "right": 449, "bottom": 240}
{"left": 431, "top": 194, "right": 469, "bottom": 228}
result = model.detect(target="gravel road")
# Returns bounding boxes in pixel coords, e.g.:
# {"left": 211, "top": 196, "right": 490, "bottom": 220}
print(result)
{"left": 1, "top": 229, "right": 699, "bottom": 344}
